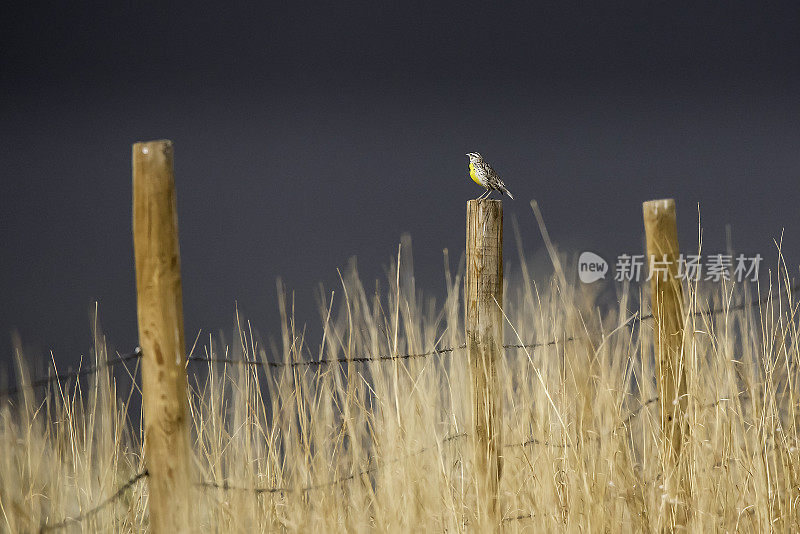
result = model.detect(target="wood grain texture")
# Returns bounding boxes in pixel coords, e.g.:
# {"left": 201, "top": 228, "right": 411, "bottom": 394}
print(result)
{"left": 643, "top": 198, "right": 688, "bottom": 530}
{"left": 132, "top": 140, "right": 193, "bottom": 533}
{"left": 465, "top": 199, "right": 503, "bottom": 529}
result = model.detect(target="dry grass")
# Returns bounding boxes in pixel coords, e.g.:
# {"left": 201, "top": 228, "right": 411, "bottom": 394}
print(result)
{"left": 2, "top": 235, "right": 799, "bottom": 532}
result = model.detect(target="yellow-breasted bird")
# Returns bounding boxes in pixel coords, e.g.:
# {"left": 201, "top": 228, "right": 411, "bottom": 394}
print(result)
{"left": 466, "top": 152, "right": 514, "bottom": 200}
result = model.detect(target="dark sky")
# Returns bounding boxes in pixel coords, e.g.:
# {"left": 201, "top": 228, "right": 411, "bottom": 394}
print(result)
{"left": 2, "top": 2, "right": 799, "bottom": 373}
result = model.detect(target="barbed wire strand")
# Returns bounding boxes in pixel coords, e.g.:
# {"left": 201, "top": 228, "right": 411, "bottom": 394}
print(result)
{"left": 3, "top": 284, "right": 797, "bottom": 399}
{"left": 188, "top": 345, "right": 461, "bottom": 368}
{"left": 637, "top": 282, "right": 799, "bottom": 322}
{"left": 197, "top": 387, "right": 764, "bottom": 499}
{"left": 0, "top": 348, "right": 142, "bottom": 400}
{"left": 199, "top": 431, "right": 468, "bottom": 495}
{"left": 38, "top": 469, "right": 149, "bottom": 533}
{"left": 199, "top": 390, "right": 643, "bottom": 493}
{"left": 503, "top": 512, "right": 534, "bottom": 523}
{"left": 185, "top": 283, "right": 800, "bottom": 367}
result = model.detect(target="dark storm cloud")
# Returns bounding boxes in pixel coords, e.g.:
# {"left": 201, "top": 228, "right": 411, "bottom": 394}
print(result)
{"left": 3, "top": 3, "right": 799, "bottom": 90}
{"left": 1, "top": 2, "right": 799, "bottom": 373}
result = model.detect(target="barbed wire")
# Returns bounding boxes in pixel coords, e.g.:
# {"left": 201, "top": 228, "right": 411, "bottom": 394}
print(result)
{"left": 187, "top": 335, "right": 587, "bottom": 368}
{"left": 0, "top": 336, "right": 580, "bottom": 399}
{"left": 188, "top": 345, "right": 461, "bottom": 368}
{"left": 195, "top": 387, "right": 767, "bottom": 499}
{"left": 28, "top": 466, "right": 555, "bottom": 530}
{"left": 2, "top": 284, "right": 797, "bottom": 400}
{"left": 637, "top": 283, "right": 799, "bottom": 322}
{"left": 0, "top": 347, "right": 142, "bottom": 400}
{"left": 507, "top": 396, "right": 661, "bottom": 449}
{"left": 508, "top": 391, "right": 773, "bottom": 451}
{"left": 184, "top": 283, "right": 800, "bottom": 368}
{"left": 503, "top": 511, "right": 535, "bottom": 523}
{"left": 199, "top": 431, "right": 469, "bottom": 495}
{"left": 196, "top": 393, "right": 656, "bottom": 494}
{"left": 38, "top": 469, "right": 148, "bottom": 533}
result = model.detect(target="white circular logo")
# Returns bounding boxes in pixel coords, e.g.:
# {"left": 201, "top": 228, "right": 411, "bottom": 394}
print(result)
{"left": 578, "top": 252, "right": 608, "bottom": 283}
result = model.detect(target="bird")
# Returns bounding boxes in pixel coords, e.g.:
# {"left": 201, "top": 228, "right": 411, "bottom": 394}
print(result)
{"left": 466, "top": 152, "right": 514, "bottom": 200}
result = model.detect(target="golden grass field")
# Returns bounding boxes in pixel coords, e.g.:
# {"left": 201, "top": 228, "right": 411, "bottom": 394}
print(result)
{"left": 2, "top": 235, "right": 799, "bottom": 532}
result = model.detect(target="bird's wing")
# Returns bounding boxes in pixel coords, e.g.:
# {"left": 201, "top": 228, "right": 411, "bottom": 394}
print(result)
{"left": 484, "top": 162, "right": 504, "bottom": 186}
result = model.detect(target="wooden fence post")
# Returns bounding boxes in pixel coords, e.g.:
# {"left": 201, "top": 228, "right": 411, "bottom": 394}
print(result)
{"left": 466, "top": 199, "right": 503, "bottom": 528}
{"left": 643, "top": 198, "right": 688, "bottom": 530}
{"left": 133, "top": 140, "right": 193, "bottom": 533}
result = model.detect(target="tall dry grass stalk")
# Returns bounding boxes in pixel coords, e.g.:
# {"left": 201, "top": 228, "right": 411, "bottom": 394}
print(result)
{"left": 1, "top": 236, "right": 798, "bottom": 532}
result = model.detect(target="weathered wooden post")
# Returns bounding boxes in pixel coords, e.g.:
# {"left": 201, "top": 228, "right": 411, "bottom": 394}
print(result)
{"left": 466, "top": 199, "right": 503, "bottom": 528}
{"left": 133, "top": 140, "right": 193, "bottom": 533}
{"left": 643, "top": 198, "right": 688, "bottom": 530}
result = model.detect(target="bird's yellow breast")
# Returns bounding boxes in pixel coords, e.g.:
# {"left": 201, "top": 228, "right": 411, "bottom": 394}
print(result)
{"left": 469, "top": 162, "right": 482, "bottom": 185}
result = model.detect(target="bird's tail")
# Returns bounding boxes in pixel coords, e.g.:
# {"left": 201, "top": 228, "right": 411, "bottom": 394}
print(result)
{"left": 504, "top": 188, "right": 514, "bottom": 200}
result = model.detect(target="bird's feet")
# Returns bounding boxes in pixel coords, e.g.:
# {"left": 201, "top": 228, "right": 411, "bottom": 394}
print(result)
{"left": 476, "top": 189, "right": 492, "bottom": 202}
